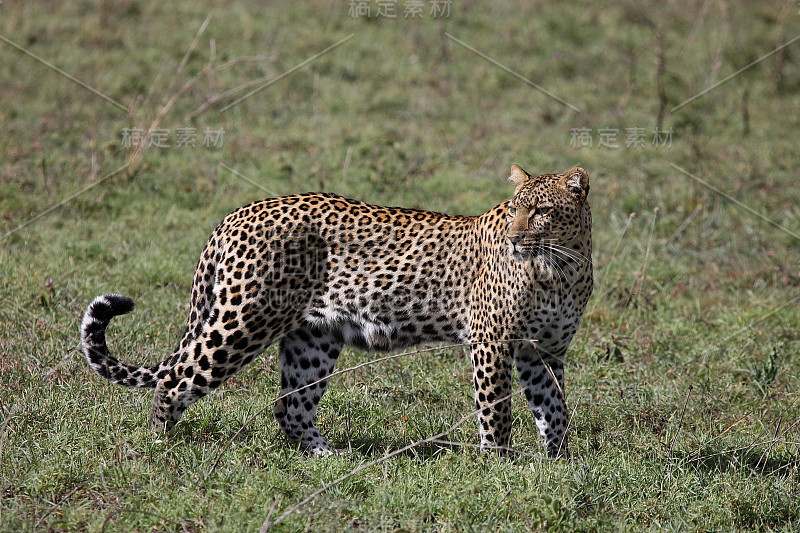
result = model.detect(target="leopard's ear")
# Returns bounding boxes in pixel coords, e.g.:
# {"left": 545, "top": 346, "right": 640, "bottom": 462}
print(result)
{"left": 562, "top": 167, "right": 589, "bottom": 200}
{"left": 509, "top": 165, "right": 530, "bottom": 194}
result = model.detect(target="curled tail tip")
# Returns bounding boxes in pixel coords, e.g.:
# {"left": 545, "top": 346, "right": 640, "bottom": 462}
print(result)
{"left": 81, "top": 293, "right": 134, "bottom": 354}
{"left": 81, "top": 293, "right": 153, "bottom": 387}
{"left": 88, "top": 294, "right": 135, "bottom": 320}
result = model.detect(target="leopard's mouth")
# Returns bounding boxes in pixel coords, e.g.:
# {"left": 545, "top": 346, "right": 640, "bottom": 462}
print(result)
{"left": 511, "top": 249, "right": 532, "bottom": 261}
{"left": 510, "top": 244, "right": 556, "bottom": 279}
{"left": 509, "top": 242, "right": 543, "bottom": 262}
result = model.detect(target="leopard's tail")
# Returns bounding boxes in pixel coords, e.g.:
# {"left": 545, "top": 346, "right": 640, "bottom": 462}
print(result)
{"left": 81, "top": 294, "right": 170, "bottom": 388}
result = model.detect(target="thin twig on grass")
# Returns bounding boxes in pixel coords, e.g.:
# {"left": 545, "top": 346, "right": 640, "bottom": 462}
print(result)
{"left": 669, "top": 192, "right": 708, "bottom": 242}
{"left": 345, "top": 402, "right": 353, "bottom": 454}
{"left": 688, "top": 439, "right": 795, "bottom": 464}
{"left": 509, "top": 498, "right": 536, "bottom": 533}
{"left": 219, "top": 33, "right": 355, "bottom": 113}
{"left": 678, "top": 0, "right": 713, "bottom": 61}
{"left": 628, "top": 208, "right": 658, "bottom": 312}
{"left": 427, "top": 439, "right": 540, "bottom": 458}
{"left": 430, "top": 393, "right": 581, "bottom": 461}
{"left": 33, "top": 484, "right": 82, "bottom": 529}
{"left": 173, "top": 13, "right": 213, "bottom": 90}
{"left": 705, "top": 1, "right": 729, "bottom": 89}
{"left": 594, "top": 212, "right": 636, "bottom": 298}
{"left": 258, "top": 495, "right": 282, "bottom": 533}
{"left": 756, "top": 406, "right": 800, "bottom": 475}
{"left": 482, "top": 489, "right": 513, "bottom": 531}
{"left": 773, "top": 0, "right": 795, "bottom": 91}
{"left": 716, "top": 294, "right": 800, "bottom": 347}
{"left": 43, "top": 345, "right": 81, "bottom": 381}
{"left": 122, "top": 15, "right": 273, "bottom": 173}
{"left": 558, "top": 397, "right": 581, "bottom": 456}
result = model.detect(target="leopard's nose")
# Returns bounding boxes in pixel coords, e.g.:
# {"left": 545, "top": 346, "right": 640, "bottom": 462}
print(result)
{"left": 509, "top": 234, "right": 523, "bottom": 245}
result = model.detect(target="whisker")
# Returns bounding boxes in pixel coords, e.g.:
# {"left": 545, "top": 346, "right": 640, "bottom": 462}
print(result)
{"left": 536, "top": 243, "right": 581, "bottom": 274}
{"left": 550, "top": 245, "right": 581, "bottom": 268}
{"left": 540, "top": 253, "right": 567, "bottom": 288}
{"left": 542, "top": 240, "right": 587, "bottom": 260}
{"left": 549, "top": 258, "right": 568, "bottom": 287}
{"left": 545, "top": 248, "right": 580, "bottom": 276}
{"left": 539, "top": 241, "right": 590, "bottom": 263}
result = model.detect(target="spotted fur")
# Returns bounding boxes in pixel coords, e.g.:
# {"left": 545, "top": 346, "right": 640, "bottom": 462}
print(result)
{"left": 81, "top": 165, "right": 592, "bottom": 457}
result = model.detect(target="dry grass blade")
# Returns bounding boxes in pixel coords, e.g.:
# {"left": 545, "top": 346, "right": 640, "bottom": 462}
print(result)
{"left": 667, "top": 385, "right": 693, "bottom": 458}
{"left": 184, "top": 56, "right": 272, "bottom": 121}
{"left": 175, "top": 13, "right": 213, "bottom": 82}
{"left": 482, "top": 489, "right": 513, "bottom": 531}
{"left": 624, "top": 208, "right": 658, "bottom": 315}
{"left": 580, "top": 211, "right": 635, "bottom": 347}
{"left": 127, "top": 12, "right": 213, "bottom": 176}
{"left": 219, "top": 33, "right": 355, "bottom": 113}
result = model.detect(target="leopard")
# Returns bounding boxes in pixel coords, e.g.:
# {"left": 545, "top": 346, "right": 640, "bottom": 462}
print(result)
{"left": 81, "top": 164, "right": 592, "bottom": 458}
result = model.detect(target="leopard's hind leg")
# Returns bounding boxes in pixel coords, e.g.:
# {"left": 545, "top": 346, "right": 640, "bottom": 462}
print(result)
{"left": 148, "top": 297, "right": 282, "bottom": 431}
{"left": 273, "top": 328, "right": 342, "bottom": 455}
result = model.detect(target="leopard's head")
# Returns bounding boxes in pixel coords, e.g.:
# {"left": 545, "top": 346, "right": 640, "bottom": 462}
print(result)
{"left": 506, "top": 165, "right": 590, "bottom": 266}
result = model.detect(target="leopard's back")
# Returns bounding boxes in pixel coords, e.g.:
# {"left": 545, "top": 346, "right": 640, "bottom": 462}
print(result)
{"left": 204, "top": 193, "right": 479, "bottom": 351}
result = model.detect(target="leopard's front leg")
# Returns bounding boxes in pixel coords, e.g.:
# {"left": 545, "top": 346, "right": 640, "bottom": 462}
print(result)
{"left": 515, "top": 353, "right": 569, "bottom": 459}
{"left": 470, "top": 341, "right": 513, "bottom": 451}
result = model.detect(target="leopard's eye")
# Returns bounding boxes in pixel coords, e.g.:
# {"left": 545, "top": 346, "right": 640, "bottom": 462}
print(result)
{"left": 533, "top": 206, "right": 552, "bottom": 218}
{"left": 508, "top": 206, "right": 517, "bottom": 217}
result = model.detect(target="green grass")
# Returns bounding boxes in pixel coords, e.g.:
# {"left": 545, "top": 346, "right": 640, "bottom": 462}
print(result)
{"left": 2, "top": 0, "right": 800, "bottom": 531}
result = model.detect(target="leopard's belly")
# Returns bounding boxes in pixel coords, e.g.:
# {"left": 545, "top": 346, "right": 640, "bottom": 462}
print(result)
{"left": 303, "top": 295, "right": 470, "bottom": 352}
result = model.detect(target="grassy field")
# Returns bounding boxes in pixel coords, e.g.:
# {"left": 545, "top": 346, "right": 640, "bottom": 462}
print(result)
{"left": 2, "top": 0, "right": 800, "bottom": 531}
